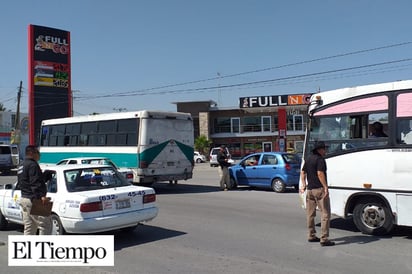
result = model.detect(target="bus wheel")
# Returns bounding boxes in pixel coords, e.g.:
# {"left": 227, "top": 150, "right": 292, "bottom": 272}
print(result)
{"left": 353, "top": 199, "right": 394, "bottom": 235}
{"left": 272, "top": 178, "right": 286, "bottom": 193}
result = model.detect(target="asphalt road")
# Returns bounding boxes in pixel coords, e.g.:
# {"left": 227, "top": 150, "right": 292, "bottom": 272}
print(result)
{"left": 1, "top": 164, "right": 412, "bottom": 274}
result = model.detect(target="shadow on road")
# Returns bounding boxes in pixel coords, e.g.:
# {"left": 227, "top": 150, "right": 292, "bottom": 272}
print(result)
{"left": 152, "top": 182, "right": 299, "bottom": 195}
{"left": 327, "top": 217, "right": 412, "bottom": 245}
{"left": 152, "top": 182, "right": 220, "bottom": 195}
{"left": 113, "top": 224, "right": 186, "bottom": 251}
{"left": 233, "top": 186, "right": 298, "bottom": 194}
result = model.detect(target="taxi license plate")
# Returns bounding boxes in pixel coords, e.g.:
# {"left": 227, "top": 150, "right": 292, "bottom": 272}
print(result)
{"left": 116, "top": 199, "right": 131, "bottom": 209}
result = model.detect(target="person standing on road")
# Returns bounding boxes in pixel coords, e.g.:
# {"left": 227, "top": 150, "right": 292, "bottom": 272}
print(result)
{"left": 18, "top": 145, "right": 52, "bottom": 235}
{"left": 300, "top": 141, "right": 335, "bottom": 247}
{"left": 217, "top": 145, "right": 231, "bottom": 191}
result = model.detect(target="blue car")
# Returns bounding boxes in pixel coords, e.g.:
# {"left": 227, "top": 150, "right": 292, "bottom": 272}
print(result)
{"left": 229, "top": 152, "right": 301, "bottom": 192}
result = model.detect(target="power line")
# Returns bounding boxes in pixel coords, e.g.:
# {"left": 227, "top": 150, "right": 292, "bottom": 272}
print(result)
{"left": 75, "top": 57, "right": 412, "bottom": 99}
{"left": 75, "top": 41, "right": 412, "bottom": 98}
{"left": 14, "top": 42, "right": 412, "bottom": 111}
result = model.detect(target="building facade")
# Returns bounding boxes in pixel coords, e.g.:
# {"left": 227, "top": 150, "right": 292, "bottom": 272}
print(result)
{"left": 175, "top": 93, "right": 312, "bottom": 158}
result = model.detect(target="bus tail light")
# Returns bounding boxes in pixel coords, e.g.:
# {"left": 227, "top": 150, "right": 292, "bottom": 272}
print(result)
{"left": 140, "top": 161, "right": 148, "bottom": 168}
{"left": 126, "top": 173, "right": 133, "bottom": 180}
{"left": 143, "top": 194, "right": 156, "bottom": 204}
{"left": 80, "top": 201, "right": 103, "bottom": 212}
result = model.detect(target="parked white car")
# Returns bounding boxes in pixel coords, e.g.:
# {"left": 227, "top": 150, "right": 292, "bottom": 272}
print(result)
{"left": 0, "top": 144, "right": 19, "bottom": 175}
{"left": 0, "top": 164, "right": 158, "bottom": 234}
{"left": 194, "top": 151, "right": 207, "bottom": 163}
{"left": 209, "top": 147, "right": 234, "bottom": 167}
{"left": 54, "top": 157, "right": 134, "bottom": 183}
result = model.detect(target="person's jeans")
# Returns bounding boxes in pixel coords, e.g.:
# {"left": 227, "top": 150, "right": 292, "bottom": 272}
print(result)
{"left": 306, "top": 188, "right": 331, "bottom": 242}
{"left": 19, "top": 197, "right": 52, "bottom": 235}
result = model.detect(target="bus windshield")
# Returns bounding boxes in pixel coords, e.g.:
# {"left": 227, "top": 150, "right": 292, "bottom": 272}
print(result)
{"left": 307, "top": 112, "right": 389, "bottom": 155}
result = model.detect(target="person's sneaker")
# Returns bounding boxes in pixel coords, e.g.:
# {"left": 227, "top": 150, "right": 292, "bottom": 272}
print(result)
{"left": 320, "top": 240, "right": 335, "bottom": 247}
{"left": 308, "top": 237, "right": 320, "bottom": 242}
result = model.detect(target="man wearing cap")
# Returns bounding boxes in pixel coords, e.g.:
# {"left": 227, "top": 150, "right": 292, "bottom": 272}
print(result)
{"left": 300, "top": 141, "right": 335, "bottom": 246}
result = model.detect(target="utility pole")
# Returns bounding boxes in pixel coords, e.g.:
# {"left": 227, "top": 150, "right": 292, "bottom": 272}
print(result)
{"left": 217, "top": 72, "right": 221, "bottom": 106}
{"left": 15, "top": 81, "right": 22, "bottom": 130}
{"left": 11, "top": 81, "right": 22, "bottom": 145}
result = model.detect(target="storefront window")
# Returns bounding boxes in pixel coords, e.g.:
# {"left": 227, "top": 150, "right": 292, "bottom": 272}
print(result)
{"left": 214, "top": 117, "right": 231, "bottom": 133}
{"left": 262, "top": 116, "right": 271, "bottom": 132}
{"left": 243, "top": 117, "right": 261, "bottom": 132}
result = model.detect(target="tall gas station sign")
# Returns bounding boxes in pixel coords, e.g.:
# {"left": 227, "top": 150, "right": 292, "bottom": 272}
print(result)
{"left": 28, "top": 25, "right": 72, "bottom": 145}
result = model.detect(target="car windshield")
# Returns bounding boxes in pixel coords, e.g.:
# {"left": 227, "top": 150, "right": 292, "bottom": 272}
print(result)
{"left": 64, "top": 166, "right": 130, "bottom": 192}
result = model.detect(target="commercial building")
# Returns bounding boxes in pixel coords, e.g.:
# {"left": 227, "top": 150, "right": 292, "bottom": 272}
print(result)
{"left": 0, "top": 111, "right": 29, "bottom": 155}
{"left": 174, "top": 93, "right": 312, "bottom": 158}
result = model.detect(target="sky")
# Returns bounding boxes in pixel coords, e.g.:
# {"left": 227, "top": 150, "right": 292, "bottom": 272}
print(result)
{"left": 1, "top": 0, "right": 412, "bottom": 116}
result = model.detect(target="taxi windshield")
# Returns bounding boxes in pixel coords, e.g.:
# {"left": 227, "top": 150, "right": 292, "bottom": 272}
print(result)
{"left": 64, "top": 167, "right": 130, "bottom": 192}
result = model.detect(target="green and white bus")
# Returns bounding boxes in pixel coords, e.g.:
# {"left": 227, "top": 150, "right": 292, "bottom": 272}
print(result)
{"left": 39, "top": 110, "right": 194, "bottom": 185}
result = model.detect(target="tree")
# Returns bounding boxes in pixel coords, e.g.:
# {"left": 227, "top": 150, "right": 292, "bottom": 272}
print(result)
{"left": 194, "top": 135, "right": 212, "bottom": 155}
{"left": 0, "top": 103, "right": 6, "bottom": 111}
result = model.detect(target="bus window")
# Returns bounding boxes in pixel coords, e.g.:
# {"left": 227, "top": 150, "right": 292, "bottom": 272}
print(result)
{"left": 398, "top": 119, "right": 412, "bottom": 144}
{"left": 98, "top": 120, "right": 116, "bottom": 133}
{"left": 368, "top": 113, "right": 388, "bottom": 138}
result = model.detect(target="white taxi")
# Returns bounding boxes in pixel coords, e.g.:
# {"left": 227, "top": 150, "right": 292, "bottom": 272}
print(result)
{"left": 0, "top": 164, "right": 158, "bottom": 235}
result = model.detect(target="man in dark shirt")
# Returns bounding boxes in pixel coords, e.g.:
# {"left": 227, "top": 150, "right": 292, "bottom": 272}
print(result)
{"left": 18, "top": 145, "right": 52, "bottom": 235}
{"left": 300, "top": 141, "right": 335, "bottom": 246}
{"left": 370, "top": 121, "right": 388, "bottom": 137}
{"left": 217, "top": 146, "right": 231, "bottom": 190}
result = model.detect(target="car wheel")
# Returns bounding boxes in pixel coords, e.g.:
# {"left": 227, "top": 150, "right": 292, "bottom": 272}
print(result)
{"left": 353, "top": 199, "right": 394, "bottom": 235}
{"left": 272, "top": 178, "right": 286, "bottom": 193}
{"left": 230, "top": 177, "right": 238, "bottom": 189}
{"left": 196, "top": 158, "right": 202, "bottom": 163}
{"left": 0, "top": 210, "right": 8, "bottom": 230}
{"left": 51, "top": 214, "right": 66, "bottom": 235}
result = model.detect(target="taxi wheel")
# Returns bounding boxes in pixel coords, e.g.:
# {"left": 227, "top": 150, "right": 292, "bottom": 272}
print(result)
{"left": 0, "top": 210, "right": 8, "bottom": 230}
{"left": 272, "top": 178, "right": 286, "bottom": 193}
{"left": 51, "top": 214, "right": 65, "bottom": 235}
